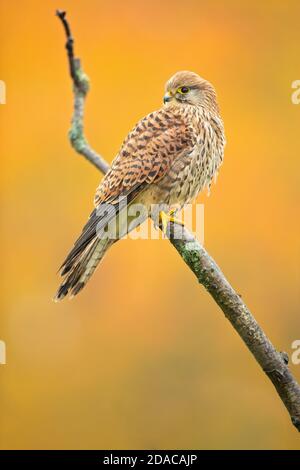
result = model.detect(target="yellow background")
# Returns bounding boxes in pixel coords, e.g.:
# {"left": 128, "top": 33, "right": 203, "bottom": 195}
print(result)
{"left": 0, "top": 0, "right": 299, "bottom": 449}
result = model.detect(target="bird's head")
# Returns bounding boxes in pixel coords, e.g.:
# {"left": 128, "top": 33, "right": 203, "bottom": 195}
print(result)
{"left": 163, "top": 71, "right": 218, "bottom": 111}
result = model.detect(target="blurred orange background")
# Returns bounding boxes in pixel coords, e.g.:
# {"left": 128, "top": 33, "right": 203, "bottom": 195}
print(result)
{"left": 0, "top": 0, "right": 299, "bottom": 450}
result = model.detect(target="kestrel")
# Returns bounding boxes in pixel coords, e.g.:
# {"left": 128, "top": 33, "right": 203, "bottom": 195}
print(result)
{"left": 55, "top": 71, "right": 226, "bottom": 300}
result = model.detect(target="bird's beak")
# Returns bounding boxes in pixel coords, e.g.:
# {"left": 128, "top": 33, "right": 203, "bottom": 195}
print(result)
{"left": 163, "top": 92, "right": 173, "bottom": 104}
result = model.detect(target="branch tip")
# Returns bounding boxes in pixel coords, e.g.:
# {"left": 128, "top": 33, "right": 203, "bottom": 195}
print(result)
{"left": 56, "top": 10, "right": 66, "bottom": 19}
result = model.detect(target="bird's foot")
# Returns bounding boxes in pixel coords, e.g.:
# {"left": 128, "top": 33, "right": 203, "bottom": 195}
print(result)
{"left": 159, "top": 209, "right": 184, "bottom": 235}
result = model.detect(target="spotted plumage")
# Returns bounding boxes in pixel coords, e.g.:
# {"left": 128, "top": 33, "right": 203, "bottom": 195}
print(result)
{"left": 54, "top": 71, "right": 226, "bottom": 300}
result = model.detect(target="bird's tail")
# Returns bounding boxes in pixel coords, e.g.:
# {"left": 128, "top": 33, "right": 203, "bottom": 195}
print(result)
{"left": 54, "top": 237, "right": 114, "bottom": 301}
{"left": 54, "top": 191, "right": 148, "bottom": 301}
{"left": 54, "top": 203, "right": 119, "bottom": 301}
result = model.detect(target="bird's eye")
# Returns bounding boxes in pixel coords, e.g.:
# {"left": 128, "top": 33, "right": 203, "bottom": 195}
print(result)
{"left": 178, "top": 86, "right": 190, "bottom": 94}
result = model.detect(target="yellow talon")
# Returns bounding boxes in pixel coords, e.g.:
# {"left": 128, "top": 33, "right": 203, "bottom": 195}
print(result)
{"left": 159, "top": 210, "right": 184, "bottom": 235}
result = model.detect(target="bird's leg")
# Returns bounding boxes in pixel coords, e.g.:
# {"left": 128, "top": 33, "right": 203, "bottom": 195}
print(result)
{"left": 159, "top": 208, "right": 184, "bottom": 235}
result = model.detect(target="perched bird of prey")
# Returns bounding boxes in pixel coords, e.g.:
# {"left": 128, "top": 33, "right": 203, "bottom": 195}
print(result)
{"left": 54, "top": 71, "right": 226, "bottom": 300}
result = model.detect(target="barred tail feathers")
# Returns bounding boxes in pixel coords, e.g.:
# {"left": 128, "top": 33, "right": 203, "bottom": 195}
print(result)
{"left": 54, "top": 190, "right": 149, "bottom": 301}
{"left": 54, "top": 204, "right": 119, "bottom": 301}
{"left": 54, "top": 237, "right": 114, "bottom": 301}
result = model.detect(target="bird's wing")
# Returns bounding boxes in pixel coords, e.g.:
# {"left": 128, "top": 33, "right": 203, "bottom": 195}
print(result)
{"left": 94, "top": 107, "right": 194, "bottom": 206}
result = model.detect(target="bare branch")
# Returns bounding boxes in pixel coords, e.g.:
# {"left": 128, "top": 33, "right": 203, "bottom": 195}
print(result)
{"left": 56, "top": 10, "right": 110, "bottom": 174}
{"left": 56, "top": 10, "right": 300, "bottom": 432}
{"left": 169, "top": 225, "right": 300, "bottom": 431}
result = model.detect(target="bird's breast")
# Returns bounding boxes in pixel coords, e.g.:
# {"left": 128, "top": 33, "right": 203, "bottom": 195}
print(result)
{"left": 138, "top": 110, "right": 225, "bottom": 213}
